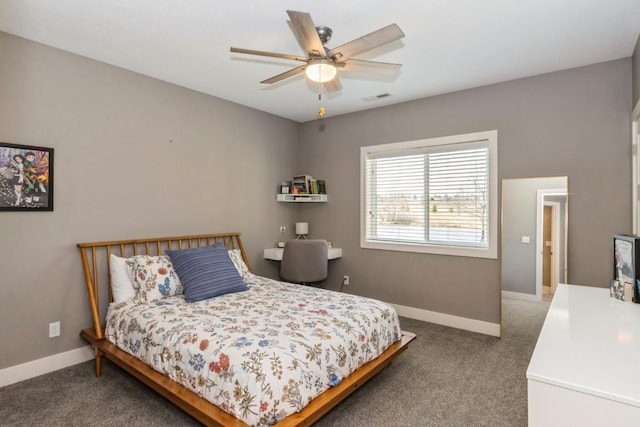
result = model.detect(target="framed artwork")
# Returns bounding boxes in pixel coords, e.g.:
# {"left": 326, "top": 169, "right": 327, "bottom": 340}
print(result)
{"left": 0, "top": 142, "right": 54, "bottom": 211}
{"left": 613, "top": 234, "right": 640, "bottom": 303}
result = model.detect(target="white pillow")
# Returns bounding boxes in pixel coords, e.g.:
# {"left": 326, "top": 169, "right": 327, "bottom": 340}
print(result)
{"left": 110, "top": 254, "right": 135, "bottom": 303}
{"left": 228, "top": 249, "right": 250, "bottom": 277}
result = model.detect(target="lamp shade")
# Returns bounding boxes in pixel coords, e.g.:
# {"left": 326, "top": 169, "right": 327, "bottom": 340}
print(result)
{"left": 295, "top": 222, "right": 309, "bottom": 236}
{"left": 305, "top": 60, "right": 337, "bottom": 83}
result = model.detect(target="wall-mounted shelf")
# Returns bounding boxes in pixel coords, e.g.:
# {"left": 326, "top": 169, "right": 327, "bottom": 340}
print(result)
{"left": 277, "top": 194, "right": 327, "bottom": 203}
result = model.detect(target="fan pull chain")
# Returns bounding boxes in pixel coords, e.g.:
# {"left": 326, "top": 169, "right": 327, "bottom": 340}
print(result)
{"left": 318, "top": 80, "right": 326, "bottom": 118}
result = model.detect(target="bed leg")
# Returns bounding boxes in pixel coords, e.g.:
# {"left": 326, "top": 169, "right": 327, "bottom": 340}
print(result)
{"left": 95, "top": 349, "right": 103, "bottom": 377}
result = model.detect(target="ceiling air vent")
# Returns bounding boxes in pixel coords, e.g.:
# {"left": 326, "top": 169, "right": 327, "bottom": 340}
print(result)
{"left": 362, "top": 93, "right": 392, "bottom": 102}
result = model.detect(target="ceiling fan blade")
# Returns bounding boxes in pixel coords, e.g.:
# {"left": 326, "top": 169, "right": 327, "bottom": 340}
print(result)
{"left": 230, "top": 47, "right": 307, "bottom": 62}
{"left": 260, "top": 64, "right": 307, "bottom": 84}
{"left": 327, "top": 23, "right": 405, "bottom": 63}
{"left": 286, "top": 10, "right": 327, "bottom": 58}
{"left": 322, "top": 76, "right": 342, "bottom": 93}
{"left": 342, "top": 58, "right": 403, "bottom": 73}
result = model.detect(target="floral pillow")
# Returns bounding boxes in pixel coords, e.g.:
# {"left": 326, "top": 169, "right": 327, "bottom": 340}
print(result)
{"left": 228, "top": 249, "right": 250, "bottom": 277}
{"left": 130, "top": 255, "right": 183, "bottom": 302}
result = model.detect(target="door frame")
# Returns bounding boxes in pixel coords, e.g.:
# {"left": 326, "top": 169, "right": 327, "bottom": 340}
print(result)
{"left": 536, "top": 190, "right": 566, "bottom": 299}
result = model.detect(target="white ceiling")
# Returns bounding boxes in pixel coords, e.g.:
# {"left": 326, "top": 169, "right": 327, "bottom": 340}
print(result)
{"left": 1, "top": 0, "right": 639, "bottom": 123}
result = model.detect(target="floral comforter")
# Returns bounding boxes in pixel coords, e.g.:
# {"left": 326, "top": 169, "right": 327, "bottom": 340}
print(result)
{"left": 105, "top": 273, "right": 401, "bottom": 426}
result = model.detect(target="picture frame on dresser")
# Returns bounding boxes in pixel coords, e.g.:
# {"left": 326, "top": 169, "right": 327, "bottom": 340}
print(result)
{"left": 612, "top": 234, "right": 640, "bottom": 303}
{"left": 0, "top": 142, "right": 54, "bottom": 211}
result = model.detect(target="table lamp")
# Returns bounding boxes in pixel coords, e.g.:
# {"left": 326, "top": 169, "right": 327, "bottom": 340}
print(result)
{"left": 295, "top": 222, "right": 309, "bottom": 239}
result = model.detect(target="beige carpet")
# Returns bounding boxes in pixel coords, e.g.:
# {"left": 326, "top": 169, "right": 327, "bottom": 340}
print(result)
{"left": 0, "top": 296, "right": 550, "bottom": 426}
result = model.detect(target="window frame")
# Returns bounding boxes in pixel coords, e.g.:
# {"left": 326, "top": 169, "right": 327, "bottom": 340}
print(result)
{"left": 360, "top": 130, "right": 498, "bottom": 259}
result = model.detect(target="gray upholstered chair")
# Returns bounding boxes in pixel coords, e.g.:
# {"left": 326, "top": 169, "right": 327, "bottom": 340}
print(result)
{"left": 280, "top": 239, "right": 328, "bottom": 285}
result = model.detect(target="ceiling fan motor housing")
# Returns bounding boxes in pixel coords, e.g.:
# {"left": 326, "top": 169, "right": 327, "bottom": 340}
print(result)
{"left": 316, "top": 26, "right": 332, "bottom": 44}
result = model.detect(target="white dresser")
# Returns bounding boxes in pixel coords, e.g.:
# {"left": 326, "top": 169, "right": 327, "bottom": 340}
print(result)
{"left": 527, "top": 284, "right": 640, "bottom": 426}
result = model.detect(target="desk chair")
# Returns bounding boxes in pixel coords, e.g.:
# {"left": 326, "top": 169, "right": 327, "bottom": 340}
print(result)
{"left": 280, "top": 239, "right": 328, "bottom": 285}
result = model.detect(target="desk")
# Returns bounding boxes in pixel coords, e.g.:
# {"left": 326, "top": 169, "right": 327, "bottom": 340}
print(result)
{"left": 263, "top": 247, "right": 342, "bottom": 261}
{"left": 527, "top": 284, "right": 640, "bottom": 426}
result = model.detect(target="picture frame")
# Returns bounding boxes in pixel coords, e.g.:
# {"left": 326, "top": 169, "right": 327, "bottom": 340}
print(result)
{"left": 610, "top": 279, "right": 633, "bottom": 302}
{"left": 613, "top": 234, "right": 640, "bottom": 303}
{"left": 0, "top": 142, "right": 54, "bottom": 211}
{"left": 279, "top": 181, "right": 291, "bottom": 194}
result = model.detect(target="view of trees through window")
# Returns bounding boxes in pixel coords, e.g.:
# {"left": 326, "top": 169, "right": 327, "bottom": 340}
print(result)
{"left": 368, "top": 147, "right": 489, "bottom": 248}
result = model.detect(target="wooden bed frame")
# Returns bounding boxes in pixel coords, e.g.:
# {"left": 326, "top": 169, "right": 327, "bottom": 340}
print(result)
{"left": 78, "top": 232, "right": 416, "bottom": 426}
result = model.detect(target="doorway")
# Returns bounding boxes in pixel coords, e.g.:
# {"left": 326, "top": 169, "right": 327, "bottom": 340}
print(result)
{"left": 541, "top": 200, "right": 564, "bottom": 296}
{"left": 501, "top": 177, "right": 568, "bottom": 301}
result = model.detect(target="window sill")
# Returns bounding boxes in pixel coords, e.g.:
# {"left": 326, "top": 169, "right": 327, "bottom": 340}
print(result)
{"left": 361, "top": 240, "right": 497, "bottom": 259}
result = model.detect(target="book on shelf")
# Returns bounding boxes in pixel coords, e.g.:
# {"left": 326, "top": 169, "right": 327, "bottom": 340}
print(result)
{"left": 288, "top": 174, "right": 326, "bottom": 195}
{"left": 291, "top": 181, "right": 308, "bottom": 194}
{"left": 293, "top": 174, "right": 312, "bottom": 194}
{"left": 293, "top": 174, "right": 313, "bottom": 183}
{"left": 308, "top": 179, "right": 317, "bottom": 194}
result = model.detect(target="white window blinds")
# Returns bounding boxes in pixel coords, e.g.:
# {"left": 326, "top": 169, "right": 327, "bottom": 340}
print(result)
{"left": 361, "top": 131, "right": 497, "bottom": 258}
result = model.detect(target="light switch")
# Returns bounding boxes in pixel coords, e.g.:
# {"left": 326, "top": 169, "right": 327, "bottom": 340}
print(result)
{"left": 521, "top": 236, "right": 530, "bottom": 244}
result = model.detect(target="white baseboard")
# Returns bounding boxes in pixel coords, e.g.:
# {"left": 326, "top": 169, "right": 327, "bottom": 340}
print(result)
{"left": 392, "top": 303, "right": 501, "bottom": 337}
{"left": 0, "top": 345, "right": 94, "bottom": 388}
{"left": 502, "top": 290, "right": 541, "bottom": 302}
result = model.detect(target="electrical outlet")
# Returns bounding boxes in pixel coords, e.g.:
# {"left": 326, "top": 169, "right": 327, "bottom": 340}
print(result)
{"left": 49, "top": 321, "right": 60, "bottom": 338}
{"left": 343, "top": 275, "right": 350, "bottom": 286}
{"left": 279, "top": 226, "right": 286, "bottom": 234}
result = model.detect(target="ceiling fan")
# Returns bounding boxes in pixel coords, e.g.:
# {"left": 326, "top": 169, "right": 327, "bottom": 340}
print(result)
{"left": 230, "top": 10, "right": 405, "bottom": 93}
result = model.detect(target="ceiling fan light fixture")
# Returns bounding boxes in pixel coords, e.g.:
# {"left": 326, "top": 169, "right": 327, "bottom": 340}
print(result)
{"left": 305, "top": 59, "right": 337, "bottom": 83}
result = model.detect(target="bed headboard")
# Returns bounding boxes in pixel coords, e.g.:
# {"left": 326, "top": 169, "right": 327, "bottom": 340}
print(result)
{"left": 77, "top": 232, "right": 249, "bottom": 340}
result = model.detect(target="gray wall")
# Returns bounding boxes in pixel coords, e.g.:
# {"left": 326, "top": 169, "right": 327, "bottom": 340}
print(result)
{"left": 502, "top": 177, "right": 567, "bottom": 295}
{"left": 0, "top": 33, "right": 299, "bottom": 369}
{"left": 633, "top": 33, "right": 640, "bottom": 108}
{"left": 299, "top": 59, "right": 632, "bottom": 325}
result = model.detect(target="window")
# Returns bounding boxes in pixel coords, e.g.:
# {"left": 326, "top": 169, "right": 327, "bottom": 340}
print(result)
{"left": 360, "top": 130, "right": 497, "bottom": 258}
